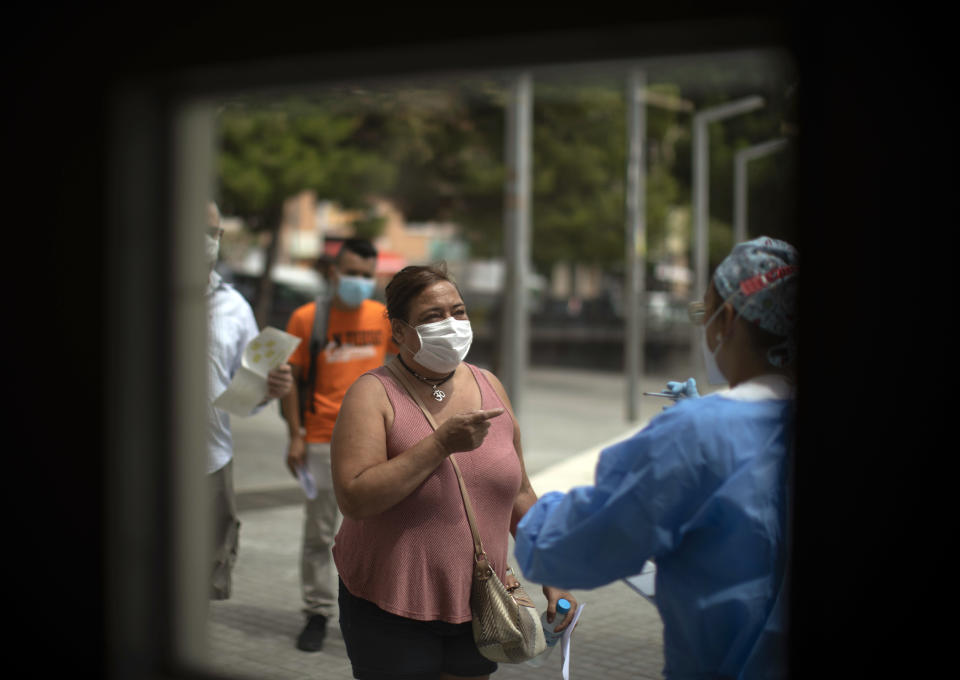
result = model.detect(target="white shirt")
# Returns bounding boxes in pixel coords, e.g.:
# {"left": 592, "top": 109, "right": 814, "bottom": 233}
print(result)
{"left": 206, "top": 271, "right": 261, "bottom": 473}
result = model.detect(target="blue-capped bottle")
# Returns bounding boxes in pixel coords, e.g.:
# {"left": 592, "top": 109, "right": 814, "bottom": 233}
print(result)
{"left": 527, "top": 598, "right": 572, "bottom": 667}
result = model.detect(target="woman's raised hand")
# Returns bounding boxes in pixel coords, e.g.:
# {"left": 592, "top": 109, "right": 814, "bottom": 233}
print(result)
{"left": 434, "top": 408, "right": 505, "bottom": 454}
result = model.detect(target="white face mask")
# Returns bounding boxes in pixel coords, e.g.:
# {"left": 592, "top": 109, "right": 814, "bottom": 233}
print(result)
{"left": 204, "top": 234, "right": 220, "bottom": 266}
{"left": 404, "top": 317, "right": 473, "bottom": 374}
{"left": 700, "top": 303, "right": 730, "bottom": 385}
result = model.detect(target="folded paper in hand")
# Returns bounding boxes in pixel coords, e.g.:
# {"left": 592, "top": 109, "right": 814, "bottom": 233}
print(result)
{"left": 623, "top": 560, "right": 656, "bottom": 603}
{"left": 560, "top": 603, "right": 584, "bottom": 680}
{"left": 297, "top": 464, "right": 318, "bottom": 500}
{"left": 213, "top": 327, "right": 300, "bottom": 417}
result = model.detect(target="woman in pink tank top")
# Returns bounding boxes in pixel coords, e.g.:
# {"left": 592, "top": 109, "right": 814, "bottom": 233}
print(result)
{"left": 330, "top": 264, "right": 577, "bottom": 680}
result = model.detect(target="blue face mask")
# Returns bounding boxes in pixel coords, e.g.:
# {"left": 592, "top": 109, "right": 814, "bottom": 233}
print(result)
{"left": 337, "top": 275, "right": 375, "bottom": 308}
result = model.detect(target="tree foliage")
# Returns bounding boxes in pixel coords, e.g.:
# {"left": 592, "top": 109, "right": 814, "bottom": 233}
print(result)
{"left": 214, "top": 51, "right": 798, "bottom": 322}
{"left": 215, "top": 97, "right": 398, "bottom": 324}
{"left": 217, "top": 98, "right": 397, "bottom": 226}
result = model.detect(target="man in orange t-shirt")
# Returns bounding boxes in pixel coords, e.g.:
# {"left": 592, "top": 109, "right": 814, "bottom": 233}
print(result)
{"left": 281, "top": 238, "right": 396, "bottom": 652}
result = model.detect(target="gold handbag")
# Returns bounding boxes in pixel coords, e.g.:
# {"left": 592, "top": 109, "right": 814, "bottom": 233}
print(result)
{"left": 385, "top": 360, "right": 547, "bottom": 663}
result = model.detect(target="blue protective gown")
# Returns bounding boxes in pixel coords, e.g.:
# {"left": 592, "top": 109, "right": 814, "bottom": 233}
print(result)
{"left": 515, "top": 379, "right": 794, "bottom": 680}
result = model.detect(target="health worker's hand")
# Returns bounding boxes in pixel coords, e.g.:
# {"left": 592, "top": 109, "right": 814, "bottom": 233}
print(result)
{"left": 433, "top": 408, "right": 505, "bottom": 455}
{"left": 542, "top": 586, "right": 578, "bottom": 634}
{"left": 266, "top": 363, "right": 294, "bottom": 399}
{"left": 664, "top": 377, "right": 699, "bottom": 402}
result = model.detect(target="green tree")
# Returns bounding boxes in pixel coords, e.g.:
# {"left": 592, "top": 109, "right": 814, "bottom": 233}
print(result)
{"left": 215, "top": 97, "right": 396, "bottom": 326}
{"left": 341, "top": 83, "right": 507, "bottom": 257}
{"left": 654, "top": 51, "right": 799, "bottom": 273}
{"left": 346, "top": 78, "right": 687, "bottom": 277}
{"left": 214, "top": 51, "right": 797, "bottom": 321}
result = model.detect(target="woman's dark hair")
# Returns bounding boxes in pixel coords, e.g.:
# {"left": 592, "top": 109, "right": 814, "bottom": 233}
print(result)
{"left": 385, "top": 262, "right": 460, "bottom": 323}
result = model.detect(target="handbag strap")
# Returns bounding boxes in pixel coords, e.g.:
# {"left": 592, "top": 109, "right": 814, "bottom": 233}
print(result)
{"left": 384, "top": 359, "right": 488, "bottom": 564}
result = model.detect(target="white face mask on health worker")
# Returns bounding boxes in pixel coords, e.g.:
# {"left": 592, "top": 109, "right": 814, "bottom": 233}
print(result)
{"left": 700, "top": 302, "right": 732, "bottom": 385}
{"left": 404, "top": 317, "right": 473, "bottom": 374}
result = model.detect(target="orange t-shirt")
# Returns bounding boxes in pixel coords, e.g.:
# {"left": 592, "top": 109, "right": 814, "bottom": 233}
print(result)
{"left": 286, "top": 298, "right": 397, "bottom": 443}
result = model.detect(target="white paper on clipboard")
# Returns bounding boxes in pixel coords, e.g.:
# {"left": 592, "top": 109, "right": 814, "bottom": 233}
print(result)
{"left": 622, "top": 560, "right": 657, "bottom": 603}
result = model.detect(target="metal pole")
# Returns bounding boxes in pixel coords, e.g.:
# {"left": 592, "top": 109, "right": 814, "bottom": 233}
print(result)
{"left": 692, "top": 114, "right": 710, "bottom": 310}
{"left": 734, "top": 148, "right": 748, "bottom": 245}
{"left": 690, "top": 115, "right": 709, "bottom": 374}
{"left": 625, "top": 69, "right": 646, "bottom": 423}
{"left": 501, "top": 71, "right": 532, "bottom": 418}
{"left": 690, "top": 96, "right": 765, "bottom": 374}
{"left": 734, "top": 138, "right": 788, "bottom": 243}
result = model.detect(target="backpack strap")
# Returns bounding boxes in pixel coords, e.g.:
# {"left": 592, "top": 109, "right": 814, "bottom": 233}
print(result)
{"left": 301, "top": 295, "right": 332, "bottom": 419}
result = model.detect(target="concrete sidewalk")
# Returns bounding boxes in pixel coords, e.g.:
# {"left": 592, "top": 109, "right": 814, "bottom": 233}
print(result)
{"left": 202, "top": 367, "right": 686, "bottom": 680}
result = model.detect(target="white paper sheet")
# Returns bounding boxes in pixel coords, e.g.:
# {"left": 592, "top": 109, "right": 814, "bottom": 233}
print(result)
{"left": 213, "top": 326, "right": 300, "bottom": 417}
{"left": 622, "top": 560, "right": 657, "bottom": 603}
{"left": 297, "top": 464, "right": 318, "bottom": 500}
{"left": 560, "top": 603, "right": 585, "bottom": 680}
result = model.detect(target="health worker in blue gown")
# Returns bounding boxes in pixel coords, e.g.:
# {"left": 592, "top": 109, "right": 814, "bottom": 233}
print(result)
{"left": 515, "top": 237, "right": 798, "bottom": 680}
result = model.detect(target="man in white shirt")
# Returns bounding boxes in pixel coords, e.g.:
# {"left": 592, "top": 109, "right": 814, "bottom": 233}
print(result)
{"left": 206, "top": 201, "right": 292, "bottom": 599}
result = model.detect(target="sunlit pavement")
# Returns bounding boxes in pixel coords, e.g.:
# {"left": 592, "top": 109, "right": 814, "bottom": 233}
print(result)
{"left": 203, "top": 366, "right": 695, "bottom": 680}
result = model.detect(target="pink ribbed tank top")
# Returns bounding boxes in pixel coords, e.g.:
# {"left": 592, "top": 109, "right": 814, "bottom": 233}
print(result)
{"left": 332, "top": 362, "right": 522, "bottom": 623}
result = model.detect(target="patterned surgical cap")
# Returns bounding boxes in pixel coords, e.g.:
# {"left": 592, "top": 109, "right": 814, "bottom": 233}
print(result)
{"left": 713, "top": 236, "right": 799, "bottom": 365}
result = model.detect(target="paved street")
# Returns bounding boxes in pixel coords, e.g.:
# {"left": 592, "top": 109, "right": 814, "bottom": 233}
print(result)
{"left": 200, "top": 366, "right": 699, "bottom": 680}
